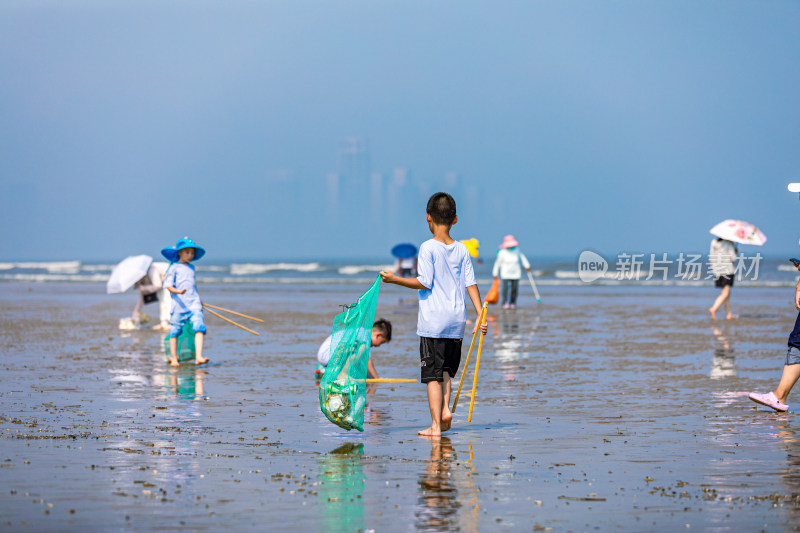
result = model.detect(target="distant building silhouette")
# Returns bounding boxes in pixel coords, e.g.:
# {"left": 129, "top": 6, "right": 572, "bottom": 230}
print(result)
{"left": 326, "top": 172, "right": 340, "bottom": 223}
{"left": 370, "top": 172, "right": 385, "bottom": 227}
{"left": 320, "top": 138, "right": 484, "bottom": 254}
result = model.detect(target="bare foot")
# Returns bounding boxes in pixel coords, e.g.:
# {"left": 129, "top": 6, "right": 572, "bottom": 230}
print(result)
{"left": 418, "top": 426, "right": 441, "bottom": 437}
{"left": 195, "top": 357, "right": 210, "bottom": 365}
{"left": 726, "top": 314, "right": 737, "bottom": 320}
{"left": 709, "top": 308, "right": 716, "bottom": 320}
{"left": 169, "top": 358, "right": 180, "bottom": 368}
{"left": 441, "top": 411, "right": 452, "bottom": 432}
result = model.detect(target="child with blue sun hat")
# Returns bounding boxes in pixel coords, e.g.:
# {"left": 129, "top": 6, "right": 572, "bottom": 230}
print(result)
{"left": 161, "top": 236, "right": 209, "bottom": 367}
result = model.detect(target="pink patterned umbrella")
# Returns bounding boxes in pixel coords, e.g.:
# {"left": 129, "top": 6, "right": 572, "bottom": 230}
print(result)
{"left": 709, "top": 219, "right": 767, "bottom": 246}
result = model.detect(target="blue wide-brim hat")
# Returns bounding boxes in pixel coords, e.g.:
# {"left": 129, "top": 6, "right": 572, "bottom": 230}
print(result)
{"left": 161, "top": 236, "right": 206, "bottom": 262}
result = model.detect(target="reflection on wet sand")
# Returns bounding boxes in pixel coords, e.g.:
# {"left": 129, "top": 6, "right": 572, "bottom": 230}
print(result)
{"left": 416, "top": 437, "right": 459, "bottom": 531}
{"left": 495, "top": 313, "right": 539, "bottom": 382}
{"left": 364, "top": 396, "right": 388, "bottom": 427}
{"left": 458, "top": 444, "right": 481, "bottom": 533}
{"left": 710, "top": 325, "right": 736, "bottom": 379}
{"left": 776, "top": 421, "right": 800, "bottom": 517}
{"left": 99, "top": 356, "right": 211, "bottom": 516}
{"left": 415, "top": 439, "right": 481, "bottom": 532}
{"left": 168, "top": 367, "right": 205, "bottom": 399}
{"left": 318, "top": 443, "right": 365, "bottom": 532}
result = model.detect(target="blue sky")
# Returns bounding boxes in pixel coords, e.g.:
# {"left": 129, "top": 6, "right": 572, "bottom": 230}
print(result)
{"left": 1, "top": 1, "right": 798, "bottom": 261}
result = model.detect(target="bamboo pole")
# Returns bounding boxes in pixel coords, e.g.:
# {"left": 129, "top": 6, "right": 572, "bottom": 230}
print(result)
{"left": 203, "top": 305, "right": 260, "bottom": 335}
{"left": 202, "top": 303, "right": 264, "bottom": 323}
{"left": 453, "top": 302, "right": 487, "bottom": 413}
{"left": 467, "top": 304, "right": 488, "bottom": 422}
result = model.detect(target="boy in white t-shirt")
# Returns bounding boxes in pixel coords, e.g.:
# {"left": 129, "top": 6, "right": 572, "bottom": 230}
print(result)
{"left": 381, "top": 192, "right": 487, "bottom": 437}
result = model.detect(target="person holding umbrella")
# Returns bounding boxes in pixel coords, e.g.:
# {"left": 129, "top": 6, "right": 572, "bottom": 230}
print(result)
{"left": 707, "top": 220, "right": 767, "bottom": 320}
{"left": 392, "top": 243, "right": 418, "bottom": 278}
{"left": 708, "top": 238, "right": 738, "bottom": 320}
{"left": 132, "top": 261, "right": 170, "bottom": 330}
{"left": 107, "top": 255, "right": 169, "bottom": 330}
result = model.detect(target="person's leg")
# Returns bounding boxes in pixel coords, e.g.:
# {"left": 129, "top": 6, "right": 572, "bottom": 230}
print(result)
{"left": 440, "top": 339, "right": 462, "bottom": 431}
{"left": 750, "top": 349, "right": 799, "bottom": 411}
{"left": 775, "top": 364, "right": 800, "bottom": 404}
{"left": 709, "top": 285, "right": 731, "bottom": 320}
{"left": 501, "top": 279, "right": 509, "bottom": 306}
{"left": 440, "top": 372, "right": 453, "bottom": 431}
{"left": 168, "top": 336, "right": 180, "bottom": 367}
{"left": 194, "top": 332, "right": 208, "bottom": 364}
{"left": 191, "top": 310, "right": 209, "bottom": 364}
{"left": 419, "top": 337, "right": 444, "bottom": 436}
{"left": 168, "top": 314, "right": 184, "bottom": 367}
{"left": 419, "top": 380, "right": 444, "bottom": 436}
{"left": 724, "top": 287, "right": 735, "bottom": 320}
{"left": 510, "top": 280, "right": 519, "bottom": 307}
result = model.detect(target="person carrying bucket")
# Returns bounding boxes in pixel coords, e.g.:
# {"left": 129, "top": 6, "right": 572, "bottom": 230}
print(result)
{"left": 491, "top": 235, "right": 531, "bottom": 309}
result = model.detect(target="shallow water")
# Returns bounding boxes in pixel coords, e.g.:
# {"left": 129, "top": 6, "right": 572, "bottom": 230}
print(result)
{"left": 1, "top": 282, "right": 799, "bottom": 531}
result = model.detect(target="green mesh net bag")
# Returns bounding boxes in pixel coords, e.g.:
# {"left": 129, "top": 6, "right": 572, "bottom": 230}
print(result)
{"left": 319, "top": 276, "right": 381, "bottom": 431}
{"left": 163, "top": 322, "right": 196, "bottom": 363}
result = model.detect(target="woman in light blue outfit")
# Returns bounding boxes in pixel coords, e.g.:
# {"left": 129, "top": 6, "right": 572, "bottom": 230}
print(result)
{"left": 491, "top": 235, "right": 531, "bottom": 309}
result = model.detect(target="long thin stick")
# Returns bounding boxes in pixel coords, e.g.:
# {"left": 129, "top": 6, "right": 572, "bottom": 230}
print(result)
{"left": 365, "top": 378, "right": 417, "bottom": 383}
{"left": 453, "top": 302, "right": 487, "bottom": 413}
{"left": 452, "top": 304, "right": 485, "bottom": 412}
{"left": 468, "top": 304, "right": 488, "bottom": 422}
{"left": 526, "top": 270, "right": 542, "bottom": 303}
{"left": 202, "top": 303, "right": 264, "bottom": 323}
{"left": 203, "top": 305, "right": 260, "bottom": 335}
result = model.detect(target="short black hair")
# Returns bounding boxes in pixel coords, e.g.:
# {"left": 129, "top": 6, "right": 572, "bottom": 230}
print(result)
{"left": 373, "top": 318, "right": 392, "bottom": 342}
{"left": 426, "top": 192, "right": 457, "bottom": 225}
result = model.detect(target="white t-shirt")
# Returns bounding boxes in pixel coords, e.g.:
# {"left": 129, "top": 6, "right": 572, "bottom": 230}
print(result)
{"left": 317, "top": 334, "right": 333, "bottom": 365}
{"left": 163, "top": 262, "right": 201, "bottom": 313}
{"left": 491, "top": 247, "right": 530, "bottom": 280}
{"left": 709, "top": 239, "right": 737, "bottom": 277}
{"left": 317, "top": 328, "right": 372, "bottom": 366}
{"left": 415, "top": 239, "right": 477, "bottom": 339}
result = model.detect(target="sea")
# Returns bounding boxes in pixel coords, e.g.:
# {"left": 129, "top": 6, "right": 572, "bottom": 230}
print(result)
{"left": 1, "top": 254, "right": 797, "bottom": 288}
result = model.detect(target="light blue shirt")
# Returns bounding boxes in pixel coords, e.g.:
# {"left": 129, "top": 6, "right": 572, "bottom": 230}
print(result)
{"left": 163, "top": 262, "right": 202, "bottom": 313}
{"left": 415, "top": 239, "right": 476, "bottom": 339}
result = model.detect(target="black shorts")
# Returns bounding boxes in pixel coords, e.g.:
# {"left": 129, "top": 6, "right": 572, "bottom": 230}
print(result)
{"left": 419, "top": 337, "right": 463, "bottom": 383}
{"left": 715, "top": 274, "right": 734, "bottom": 288}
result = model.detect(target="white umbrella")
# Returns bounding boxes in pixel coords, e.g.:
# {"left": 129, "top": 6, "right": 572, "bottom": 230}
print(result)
{"left": 709, "top": 219, "right": 767, "bottom": 246}
{"left": 107, "top": 255, "right": 153, "bottom": 294}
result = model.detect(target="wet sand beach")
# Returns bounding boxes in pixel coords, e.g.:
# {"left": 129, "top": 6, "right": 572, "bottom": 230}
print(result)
{"left": 1, "top": 281, "right": 799, "bottom": 531}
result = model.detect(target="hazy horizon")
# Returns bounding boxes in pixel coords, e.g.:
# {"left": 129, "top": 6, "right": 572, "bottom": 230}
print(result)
{"left": 2, "top": 1, "right": 798, "bottom": 262}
